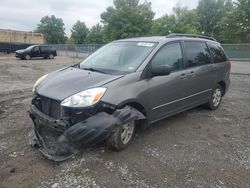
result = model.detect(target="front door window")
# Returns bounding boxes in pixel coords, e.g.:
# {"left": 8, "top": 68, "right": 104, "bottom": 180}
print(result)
{"left": 151, "top": 42, "right": 183, "bottom": 71}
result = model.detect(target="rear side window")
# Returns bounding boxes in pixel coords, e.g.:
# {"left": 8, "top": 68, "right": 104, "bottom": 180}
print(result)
{"left": 184, "top": 41, "right": 211, "bottom": 67}
{"left": 40, "top": 46, "right": 50, "bottom": 51}
{"left": 151, "top": 42, "right": 183, "bottom": 71}
{"left": 207, "top": 42, "right": 227, "bottom": 63}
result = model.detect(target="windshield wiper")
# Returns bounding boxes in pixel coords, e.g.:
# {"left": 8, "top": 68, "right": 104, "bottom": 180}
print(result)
{"left": 82, "top": 67, "right": 106, "bottom": 74}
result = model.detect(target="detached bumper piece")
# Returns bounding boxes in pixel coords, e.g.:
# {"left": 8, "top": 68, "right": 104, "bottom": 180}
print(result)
{"left": 29, "top": 105, "right": 145, "bottom": 161}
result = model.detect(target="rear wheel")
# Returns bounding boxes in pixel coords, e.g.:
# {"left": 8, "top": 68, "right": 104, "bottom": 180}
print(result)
{"left": 107, "top": 120, "right": 135, "bottom": 151}
{"left": 25, "top": 54, "right": 31, "bottom": 60}
{"left": 49, "top": 54, "right": 54, "bottom": 59}
{"left": 205, "top": 85, "right": 223, "bottom": 110}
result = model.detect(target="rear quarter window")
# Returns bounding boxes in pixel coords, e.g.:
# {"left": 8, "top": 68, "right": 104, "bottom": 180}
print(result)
{"left": 184, "top": 41, "right": 211, "bottom": 68}
{"left": 207, "top": 42, "right": 227, "bottom": 63}
{"left": 40, "top": 46, "right": 53, "bottom": 51}
{"left": 40, "top": 46, "right": 47, "bottom": 51}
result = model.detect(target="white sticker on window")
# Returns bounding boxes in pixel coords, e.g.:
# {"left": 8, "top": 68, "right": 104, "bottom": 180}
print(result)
{"left": 137, "top": 42, "right": 154, "bottom": 47}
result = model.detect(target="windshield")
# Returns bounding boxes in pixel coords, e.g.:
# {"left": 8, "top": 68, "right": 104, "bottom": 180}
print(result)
{"left": 79, "top": 41, "right": 157, "bottom": 74}
{"left": 26, "top": 45, "right": 37, "bottom": 50}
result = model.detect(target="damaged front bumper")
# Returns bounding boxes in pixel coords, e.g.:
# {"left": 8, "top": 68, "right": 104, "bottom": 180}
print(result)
{"left": 29, "top": 104, "right": 145, "bottom": 161}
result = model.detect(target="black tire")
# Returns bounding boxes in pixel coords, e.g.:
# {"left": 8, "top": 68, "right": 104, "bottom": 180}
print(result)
{"left": 205, "top": 84, "right": 223, "bottom": 110}
{"left": 25, "top": 54, "right": 31, "bottom": 60}
{"left": 107, "top": 120, "right": 135, "bottom": 151}
{"left": 49, "top": 54, "right": 54, "bottom": 59}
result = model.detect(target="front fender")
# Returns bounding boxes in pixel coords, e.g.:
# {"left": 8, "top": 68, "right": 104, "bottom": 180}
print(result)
{"left": 29, "top": 105, "right": 145, "bottom": 161}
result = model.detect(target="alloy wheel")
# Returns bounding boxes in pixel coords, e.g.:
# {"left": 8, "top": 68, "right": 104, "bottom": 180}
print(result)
{"left": 120, "top": 122, "right": 135, "bottom": 145}
{"left": 212, "top": 88, "right": 222, "bottom": 107}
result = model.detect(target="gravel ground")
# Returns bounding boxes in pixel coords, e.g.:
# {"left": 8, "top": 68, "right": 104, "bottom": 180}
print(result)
{"left": 0, "top": 55, "right": 250, "bottom": 188}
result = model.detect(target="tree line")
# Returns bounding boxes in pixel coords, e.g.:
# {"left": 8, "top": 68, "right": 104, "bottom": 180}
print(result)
{"left": 36, "top": 0, "right": 250, "bottom": 44}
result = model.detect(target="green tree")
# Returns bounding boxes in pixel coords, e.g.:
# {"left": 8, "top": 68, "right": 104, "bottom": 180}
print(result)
{"left": 151, "top": 15, "right": 176, "bottom": 35}
{"left": 151, "top": 6, "right": 199, "bottom": 36}
{"left": 219, "top": 0, "right": 250, "bottom": 42}
{"left": 36, "top": 15, "right": 66, "bottom": 44}
{"left": 66, "top": 37, "right": 75, "bottom": 44}
{"left": 71, "top": 21, "right": 89, "bottom": 44}
{"left": 101, "top": 0, "right": 155, "bottom": 41}
{"left": 173, "top": 7, "right": 199, "bottom": 34}
{"left": 197, "top": 0, "right": 233, "bottom": 38}
{"left": 87, "top": 24, "right": 105, "bottom": 44}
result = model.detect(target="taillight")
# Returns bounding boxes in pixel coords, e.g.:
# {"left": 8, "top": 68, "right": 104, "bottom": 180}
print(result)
{"left": 227, "top": 59, "right": 231, "bottom": 69}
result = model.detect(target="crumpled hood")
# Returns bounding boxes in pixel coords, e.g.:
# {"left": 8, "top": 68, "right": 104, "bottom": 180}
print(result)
{"left": 36, "top": 67, "right": 123, "bottom": 101}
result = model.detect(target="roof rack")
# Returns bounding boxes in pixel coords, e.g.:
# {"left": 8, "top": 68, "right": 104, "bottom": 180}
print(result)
{"left": 166, "top": 33, "right": 217, "bottom": 42}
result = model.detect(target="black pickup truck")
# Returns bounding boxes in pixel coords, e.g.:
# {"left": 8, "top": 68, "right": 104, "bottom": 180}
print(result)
{"left": 15, "top": 45, "right": 57, "bottom": 60}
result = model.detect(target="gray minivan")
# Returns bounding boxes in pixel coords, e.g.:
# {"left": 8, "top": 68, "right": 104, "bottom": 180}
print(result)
{"left": 29, "top": 34, "right": 230, "bottom": 160}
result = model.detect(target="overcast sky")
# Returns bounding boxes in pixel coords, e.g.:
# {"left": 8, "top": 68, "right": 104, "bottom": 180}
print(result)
{"left": 0, "top": 0, "right": 199, "bottom": 36}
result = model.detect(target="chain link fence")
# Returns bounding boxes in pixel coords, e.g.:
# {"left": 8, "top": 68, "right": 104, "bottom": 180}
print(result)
{"left": 48, "top": 44, "right": 103, "bottom": 58}
{"left": 1, "top": 42, "right": 249, "bottom": 60}
{"left": 222, "top": 44, "right": 250, "bottom": 60}
{"left": 51, "top": 43, "right": 250, "bottom": 60}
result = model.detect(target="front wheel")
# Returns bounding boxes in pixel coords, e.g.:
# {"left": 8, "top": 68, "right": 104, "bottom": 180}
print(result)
{"left": 25, "top": 54, "right": 31, "bottom": 60}
{"left": 205, "top": 85, "right": 223, "bottom": 110}
{"left": 107, "top": 120, "right": 135, "bottom": 151}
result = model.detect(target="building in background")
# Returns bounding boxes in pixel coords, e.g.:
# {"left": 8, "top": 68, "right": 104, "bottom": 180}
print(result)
{"left": 0, "top": 29, "right": 44, "bottom": 44}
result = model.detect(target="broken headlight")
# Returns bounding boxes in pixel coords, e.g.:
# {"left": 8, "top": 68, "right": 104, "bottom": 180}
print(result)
{"left": 61, "top": 87, "right": 106, "bottom": 108}
{"left": 32, "top": 74, "right": 48, "bottom": 92}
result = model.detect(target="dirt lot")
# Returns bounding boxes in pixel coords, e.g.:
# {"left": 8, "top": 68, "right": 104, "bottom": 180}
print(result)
{"left": 0, "top": 55, "right": 250, "bottom": 188}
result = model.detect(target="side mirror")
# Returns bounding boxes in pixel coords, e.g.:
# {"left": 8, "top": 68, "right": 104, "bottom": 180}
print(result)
{"left": 151, "top": 65, "right": 171, "bottom": 76}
